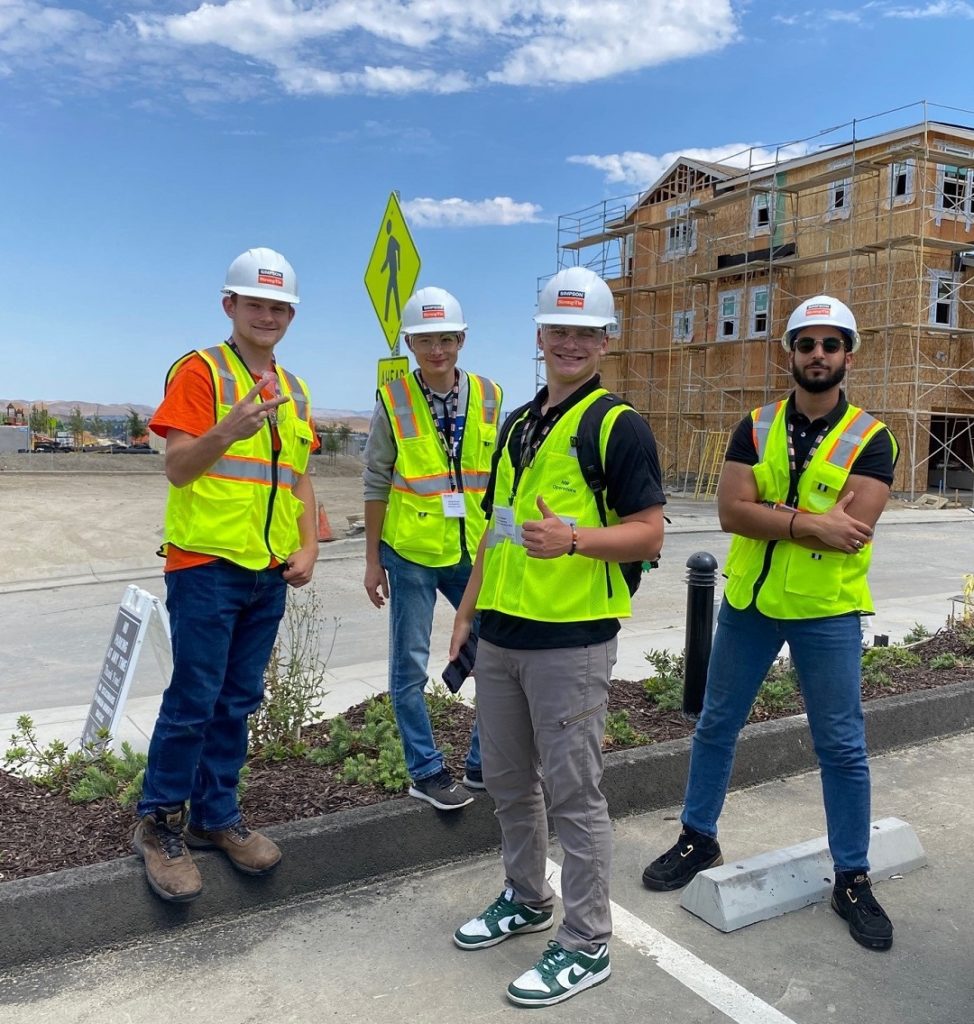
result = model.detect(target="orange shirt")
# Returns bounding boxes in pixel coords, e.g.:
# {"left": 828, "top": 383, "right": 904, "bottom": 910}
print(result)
{"left": 149, "top": 353, "right": 319, "bottom": 572}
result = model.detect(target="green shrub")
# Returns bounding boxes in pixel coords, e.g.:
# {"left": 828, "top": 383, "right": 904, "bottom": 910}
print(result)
{"left": 930, "top": 653, "right": 962, "bottom": 670}
{"left": 755, "top": 662, "right": 800, "bottom": 713}
{"left": 642, "top": 649, "right": 685, "bottom": 710}
{"left": 861, "top": 645, "right": 920, "bottom": 687}
{"left": 250, "top": 588, "right": 338, "bottom": 760}
{"left": 903, "top": 622, "right": 932, "bottom": 645}
{"left": 604, "top": 710, "right": 647, "bottom": 747}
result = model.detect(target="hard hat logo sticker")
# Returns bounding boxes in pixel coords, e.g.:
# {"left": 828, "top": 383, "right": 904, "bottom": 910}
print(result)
{"left": 258, "top": 269, "right": 284, "bottom": 287}
{"left": 804, "top": 303, "right": 831, "bottom": 317}
{"left": 422, "top": 305, "right": 445, "bottom": 319}
{"left": 556, "top": 289, "right": 586, "bottom": 308}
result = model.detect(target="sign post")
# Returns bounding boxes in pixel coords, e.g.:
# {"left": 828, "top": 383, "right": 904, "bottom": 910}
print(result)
{"left": 364, "top": 192, "right": 422, "bottom": 377}
{"left": 81, "top": 585, "right": 172, "bottom": 750}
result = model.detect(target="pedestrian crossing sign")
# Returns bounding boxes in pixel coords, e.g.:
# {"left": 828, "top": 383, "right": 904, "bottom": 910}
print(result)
{"left": 364, "top": 192, "right": 422, "bottom": 350}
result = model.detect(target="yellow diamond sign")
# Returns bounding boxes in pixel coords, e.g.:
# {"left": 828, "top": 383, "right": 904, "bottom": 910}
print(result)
{"left": 364, "top": 192, "right": 422, "bottom": 350}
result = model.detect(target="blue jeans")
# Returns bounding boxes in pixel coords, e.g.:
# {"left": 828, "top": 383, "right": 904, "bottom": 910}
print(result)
{"left": 380, "top": 541, "right": 481, "bottom": 782}
{"left": 683, "top": 599, "right": 871, "bottom": 872}
{"left": 138, "top": 560, "right": 287, "bottom": 830}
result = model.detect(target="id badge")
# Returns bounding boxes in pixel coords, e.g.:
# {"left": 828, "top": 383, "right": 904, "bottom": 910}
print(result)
{"left": 441, "top": 492, "right": 466, "bottom": 518}
{"left": 493, "top": 506, "right": 516, "bottom": 541}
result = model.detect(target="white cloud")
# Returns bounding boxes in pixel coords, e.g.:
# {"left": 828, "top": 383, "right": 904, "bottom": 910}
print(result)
{"left": 487, "top": 1, "right": 738, "bottom": 86}
{"left": 402, "top": 196, "right": 544, "bottom": 228}
{"left": 1, "top": 1, "right": 743, "bottom": 101}
{"left": 568, "top": 142, "right": 814, "bottom": 189}
{"left": 878, "top": 1, "right": 974, "bottom": 15}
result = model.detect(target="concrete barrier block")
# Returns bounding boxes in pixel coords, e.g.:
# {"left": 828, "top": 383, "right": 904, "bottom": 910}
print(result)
{"left": 680, "top": 816, "right": 926, "bottom": 932}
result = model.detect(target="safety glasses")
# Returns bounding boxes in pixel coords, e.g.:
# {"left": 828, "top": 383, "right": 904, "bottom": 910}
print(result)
{"left": 792, "top": 336, "right": 846, "bottom": 355}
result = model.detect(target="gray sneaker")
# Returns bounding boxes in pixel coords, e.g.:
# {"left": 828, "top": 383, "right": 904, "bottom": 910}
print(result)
{"left": 408, "top": 769, "right": 474, "bottom": 811}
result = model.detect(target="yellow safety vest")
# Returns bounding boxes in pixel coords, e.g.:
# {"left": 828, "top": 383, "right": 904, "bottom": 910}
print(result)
{"left": 477, "top": 389, "right": 633, "bottom": 622}
{"left": 163, "top": 344, "right": 315, "bottom": 569}
{"left": 723, "top": 399, "right": 896, "bottom": 618}
{"left": 379, "top": 370, "right": 502, "bottom": 567}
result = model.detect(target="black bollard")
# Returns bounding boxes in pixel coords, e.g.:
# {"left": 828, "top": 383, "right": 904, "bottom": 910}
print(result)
{"left": 683, "top": 552, "right": 718, "bottom": 717}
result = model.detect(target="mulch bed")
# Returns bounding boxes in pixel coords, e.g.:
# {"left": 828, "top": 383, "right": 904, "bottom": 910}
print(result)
{"left": 2, "top": 627, "right": 972, "bottom": 884}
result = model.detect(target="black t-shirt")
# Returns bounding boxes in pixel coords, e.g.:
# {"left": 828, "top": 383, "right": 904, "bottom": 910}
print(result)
{"left": 725, "top": 391, "right": 897, "bottom": 485}
{"left": 479, "top": 375, "right": 667, "bottom": 651}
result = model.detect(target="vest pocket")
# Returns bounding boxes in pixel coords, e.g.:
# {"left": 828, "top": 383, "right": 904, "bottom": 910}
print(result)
{"left": 394, "top": 492, "right": 448, "bottom": 558}
{"left": 782, "top": 548, "right": 844, "bottom": 600}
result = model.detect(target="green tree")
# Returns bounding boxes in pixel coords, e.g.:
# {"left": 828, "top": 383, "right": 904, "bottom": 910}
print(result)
{"left": 28, "top": 405, "right": 50, "bottom": 436}
{"left": 320, "top": 424, "right": 340, "bottom": 462}
{"left": 337, "top": 422, "right": 352, "bottom": 456}
{"left": 126, "top": 408, "right": 147, "bottom": 444}
{"left": 87, "top": 412, "right": 107, "bottom": 440}
{"left": 67, "top": 406, "right": 85, "bottom": 448}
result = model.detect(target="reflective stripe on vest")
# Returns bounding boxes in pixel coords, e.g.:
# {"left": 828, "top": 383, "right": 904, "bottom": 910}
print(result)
{"left": 752, "top": 400, "right": 785, "bottom": 462}
{"left": 385, "top": 376, "right": 420, "bottom": 440}
{"left": 391, "top": 469, "right": 491, "bottom": 495}
{"left": 821, "top": 408, "right": 883, "bottom": 470}
{"left": 470, "top": 374, "right": 501, "bottom": 426}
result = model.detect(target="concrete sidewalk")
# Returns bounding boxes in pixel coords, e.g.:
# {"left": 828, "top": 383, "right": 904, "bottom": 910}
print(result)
{"left": 4, "top": 720, "right": 974, "bottom": 1023}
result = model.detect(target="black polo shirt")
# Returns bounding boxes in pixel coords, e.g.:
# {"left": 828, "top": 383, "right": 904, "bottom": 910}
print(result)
{"left": 479, "top": 375, "right": 666, "bottom": 651}
{"left": 725, "top": 391, "right": 897, "bottom": 484}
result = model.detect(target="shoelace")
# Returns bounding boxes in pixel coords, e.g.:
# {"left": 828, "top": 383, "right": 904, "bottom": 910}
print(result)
{"left": 482, "top": 889, "right": 520, "bottom": 923}
{"left": 157, "top": 825, "right": 187, "bottom": 860}
{"left": 227, "top": 822, "right": 252, "bottom": 841}
{"left": 535, "top": 942, "right": 572, "bottom": 978}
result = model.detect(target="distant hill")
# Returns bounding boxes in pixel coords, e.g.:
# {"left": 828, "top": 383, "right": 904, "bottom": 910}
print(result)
{"left": 1, "top": 399, "right": 372, "bottom": 433}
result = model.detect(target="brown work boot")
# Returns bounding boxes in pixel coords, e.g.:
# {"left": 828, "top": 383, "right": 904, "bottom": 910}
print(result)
{"left": 133, "top": 805, "right": 203, "bottom": 903}
{"left": 185, "top": 819, "right": 282, "bottom": 875}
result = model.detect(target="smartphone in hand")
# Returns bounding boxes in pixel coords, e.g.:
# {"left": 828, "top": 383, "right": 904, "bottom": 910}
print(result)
{"left": 442, "top": 634, "right": 478, "bottom": 694}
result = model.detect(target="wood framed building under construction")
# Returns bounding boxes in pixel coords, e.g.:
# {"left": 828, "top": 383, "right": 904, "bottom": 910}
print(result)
{"left": 556, "top": 107, "right": 974, "bottom": 498}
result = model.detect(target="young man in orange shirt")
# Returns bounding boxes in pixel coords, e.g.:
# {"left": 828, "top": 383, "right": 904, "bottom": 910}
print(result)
{"left": 135, "top": 247, "right": 319, "bottom": 902}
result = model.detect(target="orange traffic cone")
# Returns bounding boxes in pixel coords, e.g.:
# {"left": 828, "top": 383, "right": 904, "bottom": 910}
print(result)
{"left": 317, "top": 502, "right": 334, "bottom": 542}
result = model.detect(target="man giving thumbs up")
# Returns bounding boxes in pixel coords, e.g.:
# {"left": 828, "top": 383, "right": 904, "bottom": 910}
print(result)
{"left": 448, "top": 268, "right": 665, "bottom": 1008}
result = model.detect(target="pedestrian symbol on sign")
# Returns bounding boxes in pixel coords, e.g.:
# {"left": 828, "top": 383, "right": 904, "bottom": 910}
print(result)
{"left": 364, "top": 193, "right": 421, "bottom": 350}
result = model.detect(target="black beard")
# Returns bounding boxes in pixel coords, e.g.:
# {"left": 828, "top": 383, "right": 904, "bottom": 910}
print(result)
{"left": 792, "top": 361, "right": 845, "bottom": 394}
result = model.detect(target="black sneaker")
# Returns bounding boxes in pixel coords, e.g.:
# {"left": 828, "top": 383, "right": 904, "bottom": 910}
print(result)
{"left": 408, "top": 769, "right": 474, "bottom": 810}
{"left": 462, "top": 768, "right": 487, "bottom": 790}
{"left": 831, "top": 872, "right": 893, "bottom": 951}
{"left": 642, "top": 827, "right": 723, "bottom": 891}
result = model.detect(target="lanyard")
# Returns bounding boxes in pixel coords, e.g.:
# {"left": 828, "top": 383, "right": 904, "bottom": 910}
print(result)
{"left": 508, "top": 406, "right": 563, "bottom": 504}
{"left": 228, "top": 340, "right": 281, "bottom": 442}
{"left": 786, "top": 416, "right": 828, "bottom": 500}
{"left": 417, "top": 370, "right": 463, "bottom": 490}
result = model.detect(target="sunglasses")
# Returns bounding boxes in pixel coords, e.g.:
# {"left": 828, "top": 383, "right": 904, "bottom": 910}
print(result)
{"left": 792, "top": 336, "right": 846, "bottom": 355}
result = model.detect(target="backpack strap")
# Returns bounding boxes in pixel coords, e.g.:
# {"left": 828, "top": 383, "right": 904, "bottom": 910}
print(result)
{"left": 574, "top": 394, "right": 633, "bottom": 598}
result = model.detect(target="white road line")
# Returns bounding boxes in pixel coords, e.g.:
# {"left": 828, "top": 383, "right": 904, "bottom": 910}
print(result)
{"left": 545, "top": 859, "right": 798, "bottom": 1024}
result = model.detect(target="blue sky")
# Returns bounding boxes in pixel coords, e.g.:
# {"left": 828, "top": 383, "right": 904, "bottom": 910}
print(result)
{"left": 3, "top": 0, "right": 974, "bottom": 414}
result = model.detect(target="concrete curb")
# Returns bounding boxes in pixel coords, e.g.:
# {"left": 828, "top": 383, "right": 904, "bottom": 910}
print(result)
{"left": 2, "top": 679, "right": 973, "bottom": 968}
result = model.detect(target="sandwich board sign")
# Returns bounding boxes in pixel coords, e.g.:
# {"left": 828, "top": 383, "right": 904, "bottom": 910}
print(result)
{"left": 81, "top": 585, "right": 172, "bottom": 751}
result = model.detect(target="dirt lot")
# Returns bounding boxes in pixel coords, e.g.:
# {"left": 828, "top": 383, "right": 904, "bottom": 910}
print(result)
{"left": 0, "top": 453, "right": 365, "bottom": 584}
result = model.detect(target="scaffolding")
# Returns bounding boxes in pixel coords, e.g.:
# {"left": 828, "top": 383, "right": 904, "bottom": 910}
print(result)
{"left": 555, "top": 101, "right": 974, "bottom": 499}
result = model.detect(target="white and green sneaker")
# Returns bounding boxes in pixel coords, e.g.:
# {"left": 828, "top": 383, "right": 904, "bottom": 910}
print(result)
{"left": 453, "top": 888, "right": 554, "bottom": 950}
{"left": 507, "top": 940, "right": 611, "bottom": 1007}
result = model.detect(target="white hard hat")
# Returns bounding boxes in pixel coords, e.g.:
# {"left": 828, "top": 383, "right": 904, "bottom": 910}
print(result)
{"left": 222, "top": 247, "right": 300, "bottom": 305}
{"left": 782, "top": 294, "right": 859, "bottom": 353}
{"left": 535, "top": 267, "right": 617, "bottom": 328}
{"left": 402, "top": 287, "right": 467, "bottom": 335}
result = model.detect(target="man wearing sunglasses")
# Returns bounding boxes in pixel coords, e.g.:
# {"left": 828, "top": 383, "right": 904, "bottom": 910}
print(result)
{"left": 642, "top": 294, "right": 899, "bottom": 952}
{"left": 363, "top": 286, "right": 502, "bottom": 810}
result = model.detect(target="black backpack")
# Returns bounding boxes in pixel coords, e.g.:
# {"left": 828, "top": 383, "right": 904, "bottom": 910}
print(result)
{"left": 491, "top": 393, "right": 655, "bottom": 598}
